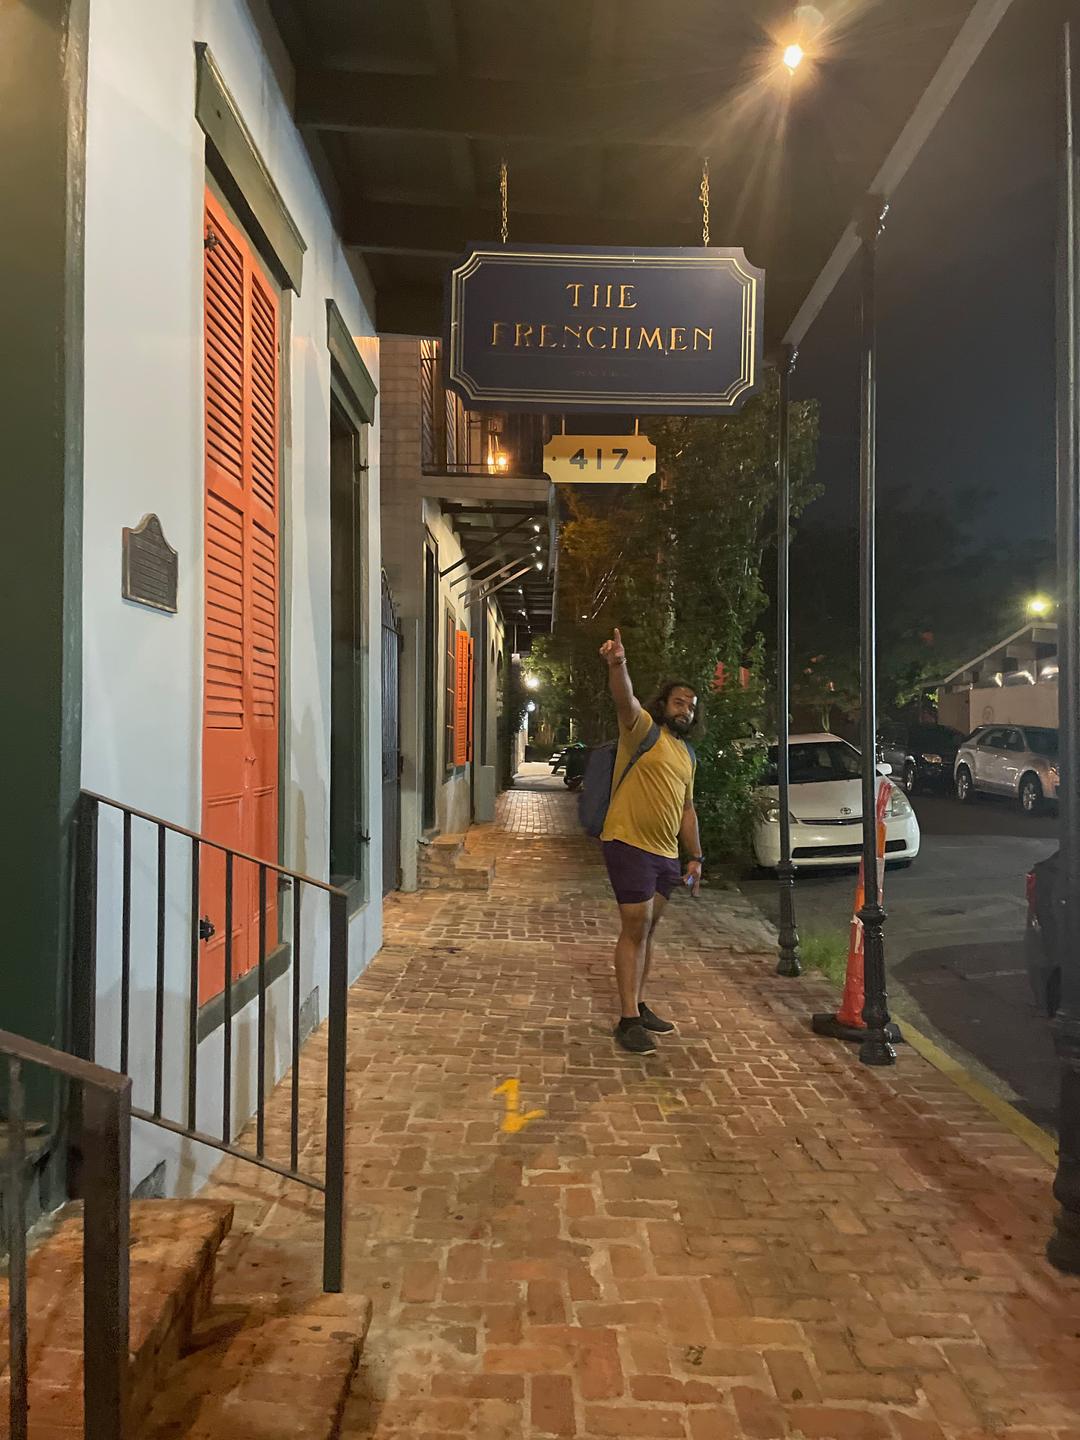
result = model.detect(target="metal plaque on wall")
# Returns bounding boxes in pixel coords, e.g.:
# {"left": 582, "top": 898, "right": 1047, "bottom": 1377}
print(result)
{"left": 122, "top": 514, "right": 178, "bottom": 614}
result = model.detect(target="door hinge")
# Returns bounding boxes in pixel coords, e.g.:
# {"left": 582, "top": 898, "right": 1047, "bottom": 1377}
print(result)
{"left": 199, "top": 916, "right": 216, "bottom": 942}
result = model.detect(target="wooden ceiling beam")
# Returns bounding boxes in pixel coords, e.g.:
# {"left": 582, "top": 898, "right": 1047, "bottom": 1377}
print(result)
{"left": 295, "top": 69, "right": 725, "bottom": 147}
{"left": 348, "top": 200, "right": 698, "bottom": 256}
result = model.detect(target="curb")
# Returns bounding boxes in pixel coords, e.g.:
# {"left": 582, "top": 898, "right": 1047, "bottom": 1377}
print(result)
{"left": 900, "top": 1018, "right": 1058, "bottom": 1170}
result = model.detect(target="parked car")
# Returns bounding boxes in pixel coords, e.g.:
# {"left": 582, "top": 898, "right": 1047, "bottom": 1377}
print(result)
{"left": 878, "top": 721, "right": 963, "bottom": 796}
{"left": 954, "top": 725, "right": 1060, "bottom": 814}
{"left": 752, "top": 733, "right": 920, "bottom": 871}
{"left": 1026, "top": 848, "right": 1061, "bottom": 1015}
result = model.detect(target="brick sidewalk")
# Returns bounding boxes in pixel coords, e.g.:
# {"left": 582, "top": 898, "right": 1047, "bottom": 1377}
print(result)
{"left": 227, "top": 785, "right": 1080, "bottom": 1439}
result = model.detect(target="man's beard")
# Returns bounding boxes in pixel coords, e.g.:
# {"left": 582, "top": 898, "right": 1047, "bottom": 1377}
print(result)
{"left": 665, "top": 715, "right": 692, "bottom": 735}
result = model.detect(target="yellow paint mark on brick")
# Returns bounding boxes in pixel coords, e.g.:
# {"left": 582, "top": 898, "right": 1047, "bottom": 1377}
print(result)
{"left": 492, "top": 1078, "right": 545, "bottom": 1133}
{"left": 902, "top": 1020, "right": 1057, "bottom": 1169}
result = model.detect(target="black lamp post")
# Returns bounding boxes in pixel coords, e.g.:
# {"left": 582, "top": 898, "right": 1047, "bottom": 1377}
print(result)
{"left": 854, "top": 193, "right": 899, "bottom": 1069}
{"left": 1048, "top": 0, "right": 1080, "bottom": 1273}
{"left": 775, "top": 344, "right": 801, "bottom": 977}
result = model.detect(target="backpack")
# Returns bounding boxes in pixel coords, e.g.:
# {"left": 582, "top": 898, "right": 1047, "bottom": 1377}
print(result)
{"left": 578, "top": 723, "right": 661, "bottom": 837}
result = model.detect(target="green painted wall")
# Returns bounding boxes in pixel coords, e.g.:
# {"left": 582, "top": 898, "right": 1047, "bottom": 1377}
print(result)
{"left": 0, "top": 1, "right": 88, "bottom": 1099}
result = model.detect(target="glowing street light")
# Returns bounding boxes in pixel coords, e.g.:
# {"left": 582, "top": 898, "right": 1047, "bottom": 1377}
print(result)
{"left": 1027, "top": 595, "right": 1054, "bottom": 618}
{"left": 782, "top": 43, "right": 804, "bottom": 72}
{"left": 525, "top": 675, "right": 540, "bottom": 691}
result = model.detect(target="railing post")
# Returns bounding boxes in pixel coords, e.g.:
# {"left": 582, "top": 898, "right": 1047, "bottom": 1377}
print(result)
{"left": 323, "top": 891, "right": 349, "bottom": 1292}
{"left": 82, "top": 1075, "right": 131, "bottom": 1440}
{"left": 72, "top": 792, "right": 99, "bottom": 1062}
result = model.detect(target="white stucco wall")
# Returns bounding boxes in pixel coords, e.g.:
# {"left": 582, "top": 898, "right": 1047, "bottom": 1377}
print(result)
{"left": 941, "top": 680, "right": 1059, "bottom": 734}
{"left": 81, "top": 0, "right": 381, "bottom": 1194}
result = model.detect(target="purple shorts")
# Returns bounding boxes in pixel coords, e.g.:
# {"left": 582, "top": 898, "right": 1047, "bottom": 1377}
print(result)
{"left": 602, "top": 840, "right": 682, "bottom": 906}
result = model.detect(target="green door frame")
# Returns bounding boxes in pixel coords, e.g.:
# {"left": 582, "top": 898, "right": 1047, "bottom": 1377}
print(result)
{"left": 0, "top": 0, "right": 89, "bottom": 1146}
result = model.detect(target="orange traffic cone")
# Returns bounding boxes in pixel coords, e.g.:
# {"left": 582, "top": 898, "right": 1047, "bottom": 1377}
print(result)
{"left": 812, "top": 780, "right": 901, "bottom": 1043}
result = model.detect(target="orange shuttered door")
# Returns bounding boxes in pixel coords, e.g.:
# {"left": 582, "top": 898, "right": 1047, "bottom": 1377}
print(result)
{"left": 201, "top": 191, "right": 280, "bottom": 1005}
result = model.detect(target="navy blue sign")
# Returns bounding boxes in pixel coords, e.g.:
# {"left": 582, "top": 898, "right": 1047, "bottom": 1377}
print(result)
{"left": 444, "top": 244, "right": 764, "bottom": 415}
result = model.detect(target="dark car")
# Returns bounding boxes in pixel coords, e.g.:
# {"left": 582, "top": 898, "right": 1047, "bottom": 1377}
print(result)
{"left": 878, "top": 722, "right": 963, "bottom": 796}
{"left": 1026, "top": 848, "right": 1062, "bottom": 1016}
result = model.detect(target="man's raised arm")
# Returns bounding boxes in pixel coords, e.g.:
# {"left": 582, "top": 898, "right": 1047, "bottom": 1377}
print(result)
{"left": 599, "top": 628, "right": 642, "bottom": 730}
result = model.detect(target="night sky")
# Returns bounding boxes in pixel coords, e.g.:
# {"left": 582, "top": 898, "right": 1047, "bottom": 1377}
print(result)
{"left": 792, "top": 0, "right": 1057, "bottom": 548}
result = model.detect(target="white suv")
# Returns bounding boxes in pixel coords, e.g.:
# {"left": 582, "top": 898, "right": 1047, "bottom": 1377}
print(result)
{"left": 953, "top": 725, "right": 1060, "bottom": 815}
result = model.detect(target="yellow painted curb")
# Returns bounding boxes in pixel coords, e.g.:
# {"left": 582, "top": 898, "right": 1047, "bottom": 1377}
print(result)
{"left": 901, "top": 1019, "right": 1058, "bottom": 1169}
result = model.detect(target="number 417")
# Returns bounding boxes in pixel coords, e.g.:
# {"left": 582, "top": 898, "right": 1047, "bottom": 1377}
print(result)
{"left": 570, "top": 447, "right": 628, "bottom": 471}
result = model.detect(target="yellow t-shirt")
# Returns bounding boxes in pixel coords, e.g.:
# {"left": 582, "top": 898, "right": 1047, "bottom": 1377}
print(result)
{"left": 601, "top": 708, "right": 695, "bottom": 859}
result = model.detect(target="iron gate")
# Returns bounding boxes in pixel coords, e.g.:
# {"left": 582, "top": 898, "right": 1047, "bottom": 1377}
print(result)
{"left": 381, "top": 574, "right": 402, "bottom": 895}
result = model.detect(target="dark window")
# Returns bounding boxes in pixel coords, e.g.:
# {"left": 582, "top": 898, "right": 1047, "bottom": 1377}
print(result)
{"left": 1024, "top": 727, "right": 1059, "bottom": 757}
{"left": 329, "top": 402, "right": 367, "bottom": 905}
{"left": 978, "top": 729, "right": 1005, "bottom": 750}
{"left": 911, "top": 725, "right": 962, "bottom": 750}
{"left": 445, "top": 607, "right": 457, "bottom": 775}
{"left": 423, "top": 540, "right": 438, "bottom": 827}
{"left": 764, "top": 742, "right": 862, "bottom": 785}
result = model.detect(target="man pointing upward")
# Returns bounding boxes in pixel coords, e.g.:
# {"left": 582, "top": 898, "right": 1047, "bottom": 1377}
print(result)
{"left": 598, "top": 628, "right": 703, "bottom": 1055}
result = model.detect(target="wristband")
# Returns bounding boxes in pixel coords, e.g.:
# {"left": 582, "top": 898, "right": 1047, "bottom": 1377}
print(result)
{"left": 688, "top": 855, "right": 704, "bottom": 864}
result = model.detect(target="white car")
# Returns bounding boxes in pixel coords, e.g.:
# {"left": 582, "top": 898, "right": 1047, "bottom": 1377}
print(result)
{"left": 752, "top": 733, "right": 920, "bottom": 871}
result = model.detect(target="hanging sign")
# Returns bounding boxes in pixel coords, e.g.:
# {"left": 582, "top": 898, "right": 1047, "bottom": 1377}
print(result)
{"left": 544, "top": 434, "right": 656, "bottom": 485}
{"left": 444, "top": 244, "right": 764, "bottom": 415}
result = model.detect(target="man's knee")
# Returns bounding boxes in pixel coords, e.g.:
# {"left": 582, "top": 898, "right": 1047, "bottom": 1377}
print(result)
{"left": 620, "top": 910, "right": 652, "bottom": 945}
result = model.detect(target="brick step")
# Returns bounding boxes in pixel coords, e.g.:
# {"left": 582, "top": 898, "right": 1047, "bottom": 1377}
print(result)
{"left": 145, "top": 1292, "right": 372, "bottom": 1440}
{"left": 418, "top": 834, "right": 496, "bottom": 892}
{"left": 0, "top": 1197, "right": 233, "bottom": 1435}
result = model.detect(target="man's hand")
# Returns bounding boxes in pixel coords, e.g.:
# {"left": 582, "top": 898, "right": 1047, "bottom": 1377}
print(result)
{"left": 683, "top": 860, "right": 703, "bottom": 897}
{"left": 600, "top": 628, "right": 626, "bottom": 667}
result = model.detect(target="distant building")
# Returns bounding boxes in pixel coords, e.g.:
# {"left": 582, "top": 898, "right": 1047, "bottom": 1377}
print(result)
{"left": 937, "top": 623, "right": 1059, "bottom": 733}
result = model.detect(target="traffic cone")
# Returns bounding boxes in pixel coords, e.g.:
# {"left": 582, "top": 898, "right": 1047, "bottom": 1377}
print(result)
{"left": 812, "top": 780, "right": 901, "bottom": 1043}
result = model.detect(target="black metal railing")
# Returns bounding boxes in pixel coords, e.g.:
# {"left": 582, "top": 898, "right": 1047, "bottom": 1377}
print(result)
{"left": 2, "top": 1027, "right": 131, "bottom": 1440}
{"left": 72, "top": 791, "right": 349, "bottom": 1292}
{"left": 420, "top": 352, "right": 547, "bottom": 477}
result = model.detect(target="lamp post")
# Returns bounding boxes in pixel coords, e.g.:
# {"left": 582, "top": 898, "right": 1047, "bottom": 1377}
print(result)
{"left": 775, "top": 344, "right": 801, "bottom": 977}
{"left": 1048, "top": 0, "right": 1080, "bottom": 1274}
{"left": 854, "top": 193, "right": 898, "bottom": 1069}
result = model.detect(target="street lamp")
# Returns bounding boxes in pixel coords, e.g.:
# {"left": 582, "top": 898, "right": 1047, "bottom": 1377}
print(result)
{"left": 783, "top": 43, "right": 805, "bottom": 71}
{"left": 1027, "top": 596, "right": 1054, "bottom": 618}
{"left": 525, "top": 675, "right": 540, "bottom": 691}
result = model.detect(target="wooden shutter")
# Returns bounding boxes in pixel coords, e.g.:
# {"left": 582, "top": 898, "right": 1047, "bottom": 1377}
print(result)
{"left": 201, "top": 191, "right": 280, "bottom": 1003}
{"left": 454, "top": 630, "right": 470, "bottom": 767}
{"left": 465, "top": 637, "right": 475, "bottom": 763}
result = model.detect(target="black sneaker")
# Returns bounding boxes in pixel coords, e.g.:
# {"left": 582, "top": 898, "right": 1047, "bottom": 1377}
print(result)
{"left": 614, "top": 1019, "right": 657, "bottom": 1055}
{"left": 639, "top": 1003, "right": 676, "bottom": 1034}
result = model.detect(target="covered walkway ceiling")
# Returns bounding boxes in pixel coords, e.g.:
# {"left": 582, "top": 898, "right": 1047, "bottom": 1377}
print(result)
{"left": 267, "top": 0, "right": 985, "bottom": 350}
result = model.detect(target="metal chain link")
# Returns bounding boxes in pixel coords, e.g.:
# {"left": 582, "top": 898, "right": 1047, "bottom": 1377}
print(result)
{"left": 699, "top": 158, "right": 710, "bottom": 248}
{"left": 500, "top": 158, "right": 509, "bottom": 245}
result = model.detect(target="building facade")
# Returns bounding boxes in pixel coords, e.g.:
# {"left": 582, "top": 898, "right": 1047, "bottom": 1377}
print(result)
{"left": 5, "top": 0, "right": 387, "bottom": 1199}
{"left": 380, "top": 336, "right": 553, "bottom": 890}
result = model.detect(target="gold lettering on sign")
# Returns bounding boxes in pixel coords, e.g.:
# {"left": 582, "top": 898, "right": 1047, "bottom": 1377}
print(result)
{"left": 565, "top": 283, "right": 585, "bottom": 308}
{"left": 619, "top": 285, "right": 637, "bottom": 309}
{"left": 563, "top": 324, "right": 583, "bottom": 348}
{"left": 491, "top": 321, "right": 509, "bottom": 346}
{"left": 693, "top": 327, "right": 714, "bottom": 351}
{"left": 639, "top": 328, "right": 664, "bottom": 350}
{"left": 514, "top": 323, "right": 534, "bottom": 348}
{"left": 585, "top": 325, "right": 608, "bottom": 349}
{"left": 670, "top": 327, "right": 688, "bottom": 352}
{"left": 539, "top": 323, "right": 559, "bottom": 349}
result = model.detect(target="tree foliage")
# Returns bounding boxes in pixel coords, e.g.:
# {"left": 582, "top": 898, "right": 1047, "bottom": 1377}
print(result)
{"left": 549, "top": 374, "right": 821, "bottom": 861}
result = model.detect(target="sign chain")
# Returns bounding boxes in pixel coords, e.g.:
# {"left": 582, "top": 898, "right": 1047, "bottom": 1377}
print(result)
{"left": 700, "top": 158, "right": 710, "bottom": 247}
{"left": 500, "top": 158, "right": 509, "bottom": 245}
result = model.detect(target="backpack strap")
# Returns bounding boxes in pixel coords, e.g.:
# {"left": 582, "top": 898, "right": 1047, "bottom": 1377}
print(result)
{"left": 612, "top": 723, "right": 661, "bottom": 796}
